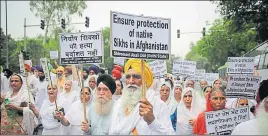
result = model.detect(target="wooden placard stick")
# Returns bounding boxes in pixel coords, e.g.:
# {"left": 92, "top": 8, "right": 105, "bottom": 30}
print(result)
{"left": 80, "top": 64, "right": 87, "bottom": 121}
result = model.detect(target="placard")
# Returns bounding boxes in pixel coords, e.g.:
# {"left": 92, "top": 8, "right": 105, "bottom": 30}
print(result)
{"left": 114, "top": 57, "right": 125, "bottom": 66}
{"left": 172, "top": 60, "right": 196, "bottom": 78}
{"left": 205, "top": 106, "right": 249, "bottom": 135}
{"left": 59, "top": 31, "right": 103, "bottom": 64}
{"left": 18, "top": 53, "right": 26, "bottom": 76}
{"left": 50, "top": 51, "right": 58, "bottom": 59}
{"left": 110, "top": 11, "right": 171, "bottom": 60}
{"left": 226, "top": 75, "right": 261, "bottom": 99}
{"left": 205, "top": 73, "right": 219, "bottom": 86}
{"left": 188, "top": 69, "right": 206, "bottom": 81}
{"left": 148, "top": 60, "right": 167, "bottom": 78}
{"left": 40, "top": 58, "right": 52, "bottom": 83}
{"left": 227, "top": 57, "right": 254, "bottom": 75}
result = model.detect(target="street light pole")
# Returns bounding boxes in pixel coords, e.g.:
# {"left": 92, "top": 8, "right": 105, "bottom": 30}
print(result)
{"left": 24, "top": 18, "right": 27, "bottom": 51}
{"left": 5, "top": 0, "right": 9, "bottom": 69}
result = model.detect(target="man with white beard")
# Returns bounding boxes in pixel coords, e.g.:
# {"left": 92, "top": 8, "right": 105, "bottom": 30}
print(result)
{"left": 231, "top": 79, "right": 268, "bottom": 135}
{"left": 81, "top": 74, "right": 116, "bottom": 135}
{"left": 109, "top": 59, "right": 175, "bottom": 135}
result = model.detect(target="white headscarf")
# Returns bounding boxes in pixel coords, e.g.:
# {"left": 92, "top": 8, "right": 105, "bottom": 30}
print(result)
{"left": 159, "top": 81, "right": 177, "bottom": 115}
{"left": 176, "top": 87, "right": 203, "bottom": 135}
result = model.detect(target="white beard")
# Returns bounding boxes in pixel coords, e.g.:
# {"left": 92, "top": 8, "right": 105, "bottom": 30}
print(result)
{"left": 94, "top": 93, "right": 112, "bottom": 116}
{"left": 121, "top": 84, "right": 142, "bottom": 115}
{"left": 256, "top": 101, "right": 268, "bottom": 135}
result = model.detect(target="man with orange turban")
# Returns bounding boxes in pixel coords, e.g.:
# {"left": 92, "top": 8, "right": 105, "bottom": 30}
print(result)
{"left": 112, "top": 69, "right": 122, "bottom": 80}
{"left": 56, "top": 66, "right": 65, "bottom": 91}
{"left": 109, "top": 59, "right": 174, "bottom": 135}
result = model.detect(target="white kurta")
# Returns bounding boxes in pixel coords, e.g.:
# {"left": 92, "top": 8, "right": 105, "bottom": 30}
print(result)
{"left": 87, "top": 102, "right": 114, "bottom": 135}
{"left": 58, "top": 90, "right": 79, "bottom": 113}
{"left": 1, "top": 73, "right": 9, "bottom": 94}
{"left": 231, "top": 118, "right": 259, "bottom": 135}
{"left": 34, "top": 80, "right": 49, "bottom": 111}
{"left": 64, "top": 100, "right": 91, "bottom": 135}
{"left": 109, "top": 89, "right": 175, "bottom": 135}
{"left": 39, "top": 99, "right": 62, "bottom": 135}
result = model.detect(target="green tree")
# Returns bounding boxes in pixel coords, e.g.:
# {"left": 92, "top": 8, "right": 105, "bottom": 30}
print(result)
{"left": 29, "top": 1, "right": 87, "bottom": 39}
{"left": 213, "top": 0, "right": 268, "bottom": 42}
{"left": 185, "top": 19, "right": 256, "bottom": 72}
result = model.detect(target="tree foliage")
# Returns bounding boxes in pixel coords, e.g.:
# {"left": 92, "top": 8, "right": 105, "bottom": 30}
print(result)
{"left": 185, "top": 19, "right": 257, "bottom": 72}
{"left": 29, "top": 1, "right": 87, "bottom": 38}
{"left": 213, "top": 0, "right": 268, "bottom": 43}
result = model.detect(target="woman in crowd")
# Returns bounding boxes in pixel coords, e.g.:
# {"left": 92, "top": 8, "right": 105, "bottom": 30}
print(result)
{"left": 112, "top": 80, "right": 123, "bottom": 101}
{"left": 176, "top": 87, "right": 203, "bottom": 135}
{"left": 193, "top": 87, "right": 227, "bottom": 135}
{"left": 1, "top": 74, "right": 35, "bottom": 135}
{"left": 213, "top": 79, "right": 222, "bottom": 89}
{"left": 29, "top": 84, "right": 63, "bottom": 135}
{"left": 159, "top": 79, "right": 177, "bottom": 116}
{"left": 58, "top": 80, "right": 79, "bottom": 114}
{"left": 54, "top": 87, "right": 92, "bottom": 135}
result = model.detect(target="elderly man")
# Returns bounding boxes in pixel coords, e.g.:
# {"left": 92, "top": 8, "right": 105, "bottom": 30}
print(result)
{"left": 200, "top": 80, "right": 208, "bottom": 90}
{"left": 231, "top": 80, "right": 268, "bottom": 135}
{"left": 81, "top": 74, "right": 116, "bottom": 135}
{"left": 88, "top": 65, "right": 99, "bottom": 76}
{"left": 109, "top": 59, "right": 175, "bottom": 135}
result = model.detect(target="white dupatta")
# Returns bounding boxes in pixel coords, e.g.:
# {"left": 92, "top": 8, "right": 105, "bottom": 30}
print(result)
{"left": 176, "top": 87, "right": 203, "bottom": 135}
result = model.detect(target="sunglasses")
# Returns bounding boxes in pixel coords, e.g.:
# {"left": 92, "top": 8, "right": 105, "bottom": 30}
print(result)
{"left": 239, "top": 104, "right": 248, "bottom": 106}
{"left": 125, "top": 74, "right": 141, "bottom": 79}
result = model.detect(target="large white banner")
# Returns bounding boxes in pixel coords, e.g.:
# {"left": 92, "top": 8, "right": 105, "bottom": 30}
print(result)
{"left": 110, "top": 11, "right": 171, "bottom": 60}
{"left": 226, "top": 75, "right": 261, "bottom": 99}
{"left": 59, "top": 31, "right": 103, "bottom": 64}
{"left": 205, "top": 107, "right": 249, "bottom": 135}
{"left": 227, "top": 57, "right": 254, "bottom": 75}
{"left": 148, "top": 60, "right": 167, "bottom": 78}
{"left": 172, "top": 60, "right": 196, "bottom": 78}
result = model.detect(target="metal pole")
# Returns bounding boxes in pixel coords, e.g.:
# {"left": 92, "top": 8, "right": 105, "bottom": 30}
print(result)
{"left": 24, "top": 18, "right": 26, "bottom": 51}
{"left": 5, "top": 0, "right": 9, "bottom": 68}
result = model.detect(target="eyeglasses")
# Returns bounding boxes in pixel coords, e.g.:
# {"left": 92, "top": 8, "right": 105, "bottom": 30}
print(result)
{"left": 239, "top": 104, "right": 248, "bottom": 106}
{"left": 211, "top": 97, "right": 225, "bottom": 101}
{"left": 125, "top": 74, "right": 141, "bottom": 79}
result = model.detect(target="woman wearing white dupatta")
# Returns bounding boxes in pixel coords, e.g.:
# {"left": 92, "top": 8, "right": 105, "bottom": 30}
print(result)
{"left": 159, "top": 79, "right": 177, "bottom": 116}
{"left": 54, "top": 87, "right": 91, "bottom": 135}
{"left": 1, "top": 74, "right": 35, "bottom": 135}
{"left": 176, "top": 87, "right": 203, "bottom": 135}
{"left": 29, "top": 83, "right": 63, "bottom": 135}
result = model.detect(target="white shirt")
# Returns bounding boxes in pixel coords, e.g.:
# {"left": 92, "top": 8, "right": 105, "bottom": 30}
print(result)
{"left": 1, "top": 73, "right": 9, "bottom": 94}
{"left": 231, "top": 118, "right": 259, "bottom": 135}
{"left": 58, "top": 90, "right": 79, "bottom": 113}
{"left": 34, "top": 80, "right": 49, "bottom": 111}
{"left": 109, "top": 89, "right": 175, "bottom": 135}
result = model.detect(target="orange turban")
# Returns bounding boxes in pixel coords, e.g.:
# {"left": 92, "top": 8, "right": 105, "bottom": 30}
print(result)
{"left": 112, "top": 69, "right": 122, "bottom": 80}
{"left": 124, "top": 59, "right": 153, "bottom": 88}
{"left": 114, "top": 65, "right": 123, "bottom": 73}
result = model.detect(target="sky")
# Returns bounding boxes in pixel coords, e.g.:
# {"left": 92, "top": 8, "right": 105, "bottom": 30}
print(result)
{"left": 1, "top": 1, "right": 221, "bottom": 58}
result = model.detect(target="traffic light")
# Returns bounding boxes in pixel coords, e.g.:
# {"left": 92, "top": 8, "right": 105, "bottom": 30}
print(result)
{"left": 202, "top": 27, "right": 206, "bottom": 37}
{"left": 85, "top": 17, "right": 89, "bottom": 28}
{"left": 40, "top": 20, "right": 45, "bottom": 30}
{"left": 61, "top": 19, "right": 66, "bottom": 29}
{"left": 177, "top": 29, "right": 180, "bottom": 38}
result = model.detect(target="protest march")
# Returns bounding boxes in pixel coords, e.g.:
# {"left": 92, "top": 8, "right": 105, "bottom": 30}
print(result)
{"left": 1, "top": 5, "right": 268, "bottom": 136}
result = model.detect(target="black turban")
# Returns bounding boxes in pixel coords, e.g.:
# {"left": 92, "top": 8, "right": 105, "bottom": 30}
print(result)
{"left": 97, "top": 74, "right": 116, "bottom": 94}
{"left": 259, "top": 79, "right": 268, "bottom": 102}
{"left": 3, "top": 69, "right": 13, "bottom": 78}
